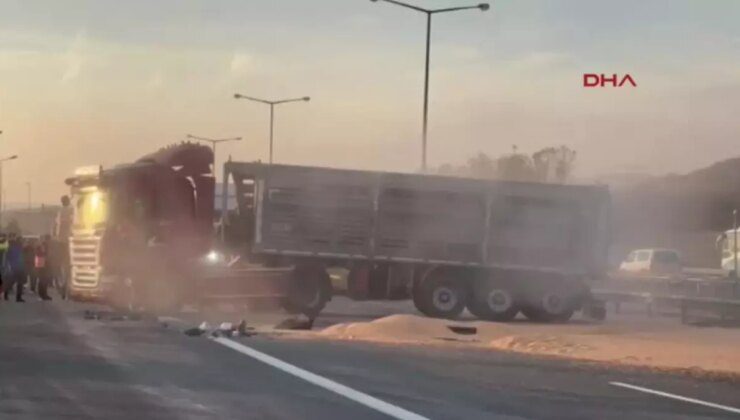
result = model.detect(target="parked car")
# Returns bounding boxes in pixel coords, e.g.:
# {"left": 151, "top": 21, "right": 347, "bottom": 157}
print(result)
{"left": 619, "top": 248, "right": 682, "bottom": 275}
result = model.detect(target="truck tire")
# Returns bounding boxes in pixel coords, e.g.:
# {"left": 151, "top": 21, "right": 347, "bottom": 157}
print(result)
{"left": 467, "top": 278, "right": 519, "bottom": 322}
{"left": 414, "top": 267, "right": 468, "bottom": 319}
{"left": 521, "top": 292, "right": 575, "bottom": 323}
{"left": 283, "top": 263, "right": 332, "bottom": 318}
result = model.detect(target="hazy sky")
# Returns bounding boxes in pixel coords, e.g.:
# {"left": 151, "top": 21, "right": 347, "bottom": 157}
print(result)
{"left": 0, "top": 0, "right": 739, "bottom": 203}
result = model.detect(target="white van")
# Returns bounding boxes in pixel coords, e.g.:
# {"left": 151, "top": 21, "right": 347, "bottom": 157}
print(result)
{"left": 619, "top": 248, "right": 682, "bottom": 275}
{"left": 717, "top": 229, "right": 740, "bottom": 272}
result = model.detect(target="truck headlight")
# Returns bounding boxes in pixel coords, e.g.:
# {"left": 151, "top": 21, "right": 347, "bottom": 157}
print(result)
{"left": 205, "top": 250, "right": 223, "bottom": 264}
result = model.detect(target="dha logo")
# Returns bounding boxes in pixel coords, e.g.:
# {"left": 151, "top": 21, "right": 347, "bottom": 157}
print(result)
{"left": 583, "top": 73, "right": 637, "bottom": 88}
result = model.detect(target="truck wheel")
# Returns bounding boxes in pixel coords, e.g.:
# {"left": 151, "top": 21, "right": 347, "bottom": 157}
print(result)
{"left": 521, "top": 292, "right": 575, "bottom": 323}
{"left": 415, "top": 267, "right": 468, "bottom": 319}
{"left": 467, "top": 280, "right": 519, "bottom": 322}
{"left": 283, "top": 264, "right": 332, "bottom": 318}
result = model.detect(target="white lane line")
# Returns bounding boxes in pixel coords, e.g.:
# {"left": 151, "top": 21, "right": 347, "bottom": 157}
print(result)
{"left": 609, "top": 381, "right": 740, "bottom": 415}
{"left": 210, "top": 337, "right": 430, "bottom": 420}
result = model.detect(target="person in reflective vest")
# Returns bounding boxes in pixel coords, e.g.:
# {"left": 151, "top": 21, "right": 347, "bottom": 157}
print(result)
{"left": 3, "top": 234, "right": 26, "bottom": 302}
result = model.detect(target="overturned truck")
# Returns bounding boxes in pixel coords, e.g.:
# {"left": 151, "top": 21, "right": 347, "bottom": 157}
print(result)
{"left": 222, "top": 161, "right": 611, "bottom": 321}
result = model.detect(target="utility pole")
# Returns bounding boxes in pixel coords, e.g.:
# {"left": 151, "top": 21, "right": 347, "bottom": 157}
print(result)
{"left": 734, "top": 209, "right": 738, "bottom": 280}
{"left": 370, "top": 0, "right": 489, "bottom": 171}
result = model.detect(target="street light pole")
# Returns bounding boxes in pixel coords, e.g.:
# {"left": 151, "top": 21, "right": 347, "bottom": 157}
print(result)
{"left": 233, "top": 94, "right": 311, "bottom": 164}
{"left": 733, "top": 209, "right": 738, "bottom": 280}
{"left": 370, "top": 0, "right": 490, "bottom": 172}
{"left": 185, "top": 134, "right": 242, "bottom": 171}
{"left": 270, "top": 103, "right": 275, "bottom": 164}
{"left": 423, "top": 12, "right": 431, "bottom": 171}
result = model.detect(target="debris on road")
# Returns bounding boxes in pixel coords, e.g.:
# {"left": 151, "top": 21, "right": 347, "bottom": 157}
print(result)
{"left": 275, "top": 315, "right": 314, "bottom": 330}
{"left": 184, "top": 319, "right": 259, "bottom": 338}
{"left": 236, "top": 319, "right": 257, "bottom": 337}
{"left": 184, "top": 327, "right": 205, "bottom": 337}
{"left": 447, "top": 325, "right": 477, "bottom": 335}
{"left": 184, "top": 321, "right": 212, "bottom": 337}
{"left": 217, "top": 322, "right": 236, "bottom": 337}
{"left": 83, "top": 309, "right": 144, "bottom": 322}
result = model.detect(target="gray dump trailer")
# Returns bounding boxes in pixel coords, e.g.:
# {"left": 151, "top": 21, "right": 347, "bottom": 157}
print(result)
{"left": 222, "top": 161, "right": 610, "bottom": 321}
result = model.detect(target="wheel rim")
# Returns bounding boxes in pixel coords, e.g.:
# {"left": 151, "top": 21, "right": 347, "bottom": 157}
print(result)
{"left": 294, "top": 281, "right": 321, "bottom": 309}
{"left": 487, "top": 289, "right": 514, "bottom": 313}
{"left": 541, "top": 293, "right": 566, "bottom": 315}
{"left": 432, "top": 286, "right": 458, "bottom": 312}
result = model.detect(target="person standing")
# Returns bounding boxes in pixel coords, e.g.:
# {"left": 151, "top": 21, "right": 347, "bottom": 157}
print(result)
{"left": 3, "top": 234, "right": 26, "bottom": 302}
{"left": 54, "top": 195, "right": 73, "bottom": 239}
{"left": 23, "top": 238, "right": 36, "bottom": 293}
{"left": 52, "top": 195, "right": 73, "bottom": 298}
{"left": 35, "top": 235, "right": 52, "bottom": 300}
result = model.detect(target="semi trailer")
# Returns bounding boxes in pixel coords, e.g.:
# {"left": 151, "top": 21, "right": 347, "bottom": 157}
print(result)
{"left": 221, "top": 160, "right": 611, "bottom": 321}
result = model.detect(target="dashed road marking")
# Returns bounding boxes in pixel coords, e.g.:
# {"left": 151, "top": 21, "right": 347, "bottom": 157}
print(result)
{"left": 211, "top": 336, "right": 430, "bottom": 420}
{"left": 610, "top": 381, "right": 740, "bottom": 415}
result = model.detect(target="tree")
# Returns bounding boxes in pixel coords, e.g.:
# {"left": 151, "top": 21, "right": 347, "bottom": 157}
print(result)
{"left": 467, "top": 152, "right": 497, "bottom": 179}
{"left": 532, "top": 146, "right": 577, "bottom": 183}
{"left": 433, "top": 145, "right": 576, "bottom": 183}
{"left": 5, "top": 219, "right": 21, "bottom": 235}
{"left": 495, "top": 145, "right": 536, "bottom": 182}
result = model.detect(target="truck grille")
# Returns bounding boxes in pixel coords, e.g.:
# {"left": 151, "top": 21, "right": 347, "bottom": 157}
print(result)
{"left": 70, "top": 231, "right": 101, "bottom": 288}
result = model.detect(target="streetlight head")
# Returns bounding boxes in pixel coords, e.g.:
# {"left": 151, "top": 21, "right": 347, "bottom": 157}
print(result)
{"left": 10, "top": 155, "right": 18, "bottom": 160}
{"left": 302, "top": 97, "right": 311, "bottom": 102}
{"left": 478, "top": 3, "right": 490, "bottom": 11}
{"left": 234, "top": 93, "right": 242, "bottom": 99}
{"left": 370, "top": 0, "right": 379, "bottom": 2}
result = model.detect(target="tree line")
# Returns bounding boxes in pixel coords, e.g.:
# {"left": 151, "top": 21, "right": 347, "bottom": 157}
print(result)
{"left": 435, "top": 145, "right": 577, "bottom": 183}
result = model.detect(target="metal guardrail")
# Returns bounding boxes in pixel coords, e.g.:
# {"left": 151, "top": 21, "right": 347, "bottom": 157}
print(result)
{"left": 593, "top": 273, "right": 740, "bottom": 324}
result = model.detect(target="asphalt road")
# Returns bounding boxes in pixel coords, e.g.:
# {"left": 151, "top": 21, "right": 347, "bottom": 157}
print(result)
{"left": 1, "top": 295, "right": 739, "bottom": 419}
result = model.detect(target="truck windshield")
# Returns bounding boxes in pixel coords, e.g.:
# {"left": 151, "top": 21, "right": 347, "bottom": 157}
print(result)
{"left": 74, "top": 190, "right": 109, "bottom": 230}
